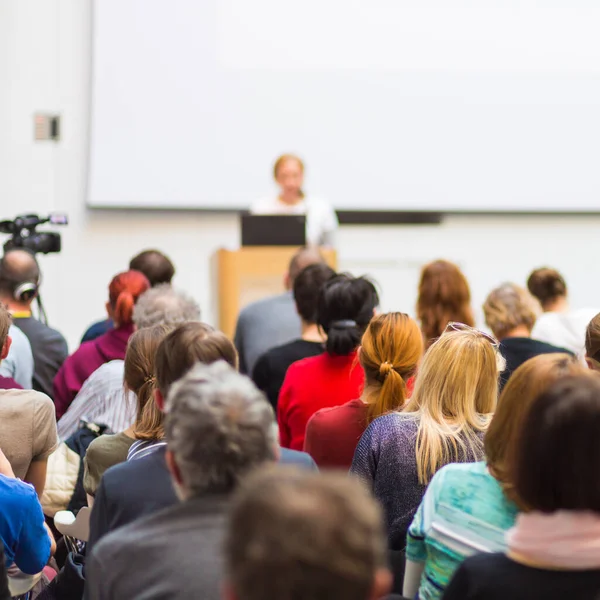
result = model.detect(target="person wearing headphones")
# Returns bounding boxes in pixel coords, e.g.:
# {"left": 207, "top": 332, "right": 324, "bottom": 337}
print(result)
{"left": 0, "top": 249, "right": 68, "bottom": 399}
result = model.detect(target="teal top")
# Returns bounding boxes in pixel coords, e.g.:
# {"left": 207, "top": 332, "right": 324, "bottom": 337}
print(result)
{"left": 406, "top": 461, "right": 519, "bottom": 600}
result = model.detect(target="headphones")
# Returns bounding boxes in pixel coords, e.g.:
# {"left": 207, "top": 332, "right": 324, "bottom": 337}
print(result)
{"left": 0, "top": 252, "right": 40, "bottom": 303}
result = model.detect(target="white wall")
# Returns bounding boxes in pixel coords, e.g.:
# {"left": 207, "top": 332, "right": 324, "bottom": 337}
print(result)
{"left": 2, "top": 0, "right": 600, "bottom": 350}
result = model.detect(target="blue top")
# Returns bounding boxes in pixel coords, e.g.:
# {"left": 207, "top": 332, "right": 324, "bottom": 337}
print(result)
{"left": 0, "top": 475, "right": 51, "bottom": 574}
{"left": 81, "top": 319, "right": 113, "bottom": 344}
{"left": 406, "top": 461, "right": 518, "bottom": 600}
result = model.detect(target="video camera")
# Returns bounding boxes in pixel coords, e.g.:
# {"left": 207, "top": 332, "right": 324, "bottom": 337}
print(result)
{"left": 0, "top": 213, "right": 68, "bottom": 255}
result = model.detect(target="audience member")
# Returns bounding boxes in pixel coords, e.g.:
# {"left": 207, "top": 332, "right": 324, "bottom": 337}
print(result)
{"left": 0, "top": 318, "right": 21, "bottom": 390}
{"left": 53, "top": 270, "right": 150, "bottom": 419}
{"left": 224, "top": 467, "right": 393, "bottom": 600}
{"left": 585, "top": 312, "right": 600, "bottom": 371}
{"left": 0, "top": 305, "right": 57, "bottom": 496}
{"left": 0, "top": 449, "right": 55, "bottom": 577}
{"left": 81, "top": 249, "right": 176, "bottom": 343}
{"left": 483, "top": 282, "right": 571, "bottom": 388}
{"left": 278, "top": 273, "right": 379, "bottom": 450}
{"left": 443, "top": 374, "right": 600, "bottom": 600}
{"left": 234, "top": 246, "right": 325, "bottom": 375}
{"left": 351, "top": 326, "right": 501, "bottom": 559}
{"left": 0, "top": 540, "right": 9, "bottom": 600}
{"left": 417, "top": 260, "right": 475, "bottom": 347}
{"left": 304, "top": 312, "right": 423, "bottom": 468}
{"left": 405, "top": 353, "right": 584, "bottom": 600}
{"left": 0, "top": 249, "right": 68, "bottom": 398}
{"left": 83, "top": 323, "right": 174, "bottom": 497}
{"left": 85, "top": 361, "right": 277, "bottom": 600}
{"left": 252, "top": 262, "right": 335, "bottom": 411}
{"left": 528, "top": 267, "right": 597, "bottom": 357}
{"left": 87, "top": 322, "right": 315, "bottom": 554}
{"left": 57, "top": 285, "right": 201, "bottom": 439}
{"left": 0, "top": 324, "right": 33, "bottom": 389}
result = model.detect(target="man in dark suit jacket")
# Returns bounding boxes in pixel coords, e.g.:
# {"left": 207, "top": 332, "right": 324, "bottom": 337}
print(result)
{"left": 85, "top": 362, "right": 286, "bottom": 600}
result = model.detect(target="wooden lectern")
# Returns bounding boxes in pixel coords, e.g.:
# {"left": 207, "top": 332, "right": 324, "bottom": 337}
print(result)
{"left": 216, "top": 247, "right": 337, "bottom": 339}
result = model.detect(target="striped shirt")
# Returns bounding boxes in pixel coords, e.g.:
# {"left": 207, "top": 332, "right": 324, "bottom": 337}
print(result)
{"left": 57, "top": 360, "right": 136, "bottom": 440}
{"left": 127, "top": 440, "right": 167, "bottom": 461}
{"left": 406, "top": 461, "right": 519, "bottom": 600}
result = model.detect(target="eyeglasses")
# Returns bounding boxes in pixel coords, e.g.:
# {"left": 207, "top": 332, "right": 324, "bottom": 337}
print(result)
{"left": 445, "top": 321, "right": 500, "bottom": 348}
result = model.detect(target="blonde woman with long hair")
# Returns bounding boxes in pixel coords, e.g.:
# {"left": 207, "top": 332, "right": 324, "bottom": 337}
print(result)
{"left": 351, "top": 325, "right": 503, "bottom": 556}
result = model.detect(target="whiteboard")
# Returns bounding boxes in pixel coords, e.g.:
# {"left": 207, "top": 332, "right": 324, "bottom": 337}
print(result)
{"left": 88, "top": 0, "right": 600, "bottom": 212}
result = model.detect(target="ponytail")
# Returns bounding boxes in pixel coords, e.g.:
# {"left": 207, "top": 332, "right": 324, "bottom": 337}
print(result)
{"left": 109, "top": 270, "right": 151, "bottom": 327}
{"left": 365, "top": 367, "right": 408, "bottom": 425}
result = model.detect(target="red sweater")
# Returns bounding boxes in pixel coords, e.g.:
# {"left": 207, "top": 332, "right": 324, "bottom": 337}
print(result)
{"left": 304, "top": 398, "right": 368, "bottom": 469}
{"left": 278, "top": 351, "right": 364, "bottom": 451}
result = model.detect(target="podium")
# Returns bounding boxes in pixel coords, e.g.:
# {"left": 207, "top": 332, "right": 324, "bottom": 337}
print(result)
{"left": 216, "top": 247, "right": 337, "bottom": 339}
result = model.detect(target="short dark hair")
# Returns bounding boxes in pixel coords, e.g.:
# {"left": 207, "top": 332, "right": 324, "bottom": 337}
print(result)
{"left": 317, "top": 274, "right": 379, "bottom": 356}
{"left": 293, "top": 263, "right": 336, "bottom": 323}
{"left": 129, "top": 249, "right": 175, "bottom": 287}
{"left": 155, "top": 322, "right": 238, "bottom": 396}
{"left": 225, "top": 466, "right": 387, "bottom": 600}
{"left": 527, "top": 267, "right": 567, "bottom": 309}
{"left": 0, "top": 250, "right": 40, "bottom": 296}
{"left": 513, "top": 373, "right": 600, "bottom": 512}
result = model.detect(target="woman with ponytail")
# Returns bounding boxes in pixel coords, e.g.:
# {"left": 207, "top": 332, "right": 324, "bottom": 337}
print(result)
{"left": 278, "top": 273, "right": 379, "bottom": 451}
{"left": 83, "top": 323, "right": 173, "bottom": 497}
{"left": 53, "top": 270, "right": 150, "bottom": 419}
{"left": 304, "top": 312, "right": 423, "bottom": 468}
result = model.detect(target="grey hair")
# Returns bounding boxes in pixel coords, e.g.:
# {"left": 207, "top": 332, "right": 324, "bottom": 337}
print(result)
{"left": 132, "top": 284, "right": 200, "bottom": 329}
{"left": 165, "top": 361, "right": 277, "bottom": 496}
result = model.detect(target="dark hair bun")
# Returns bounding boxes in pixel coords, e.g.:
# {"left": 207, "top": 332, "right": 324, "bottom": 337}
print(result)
{"left": 527, "top": 268, "right": 567, "bottom": 308}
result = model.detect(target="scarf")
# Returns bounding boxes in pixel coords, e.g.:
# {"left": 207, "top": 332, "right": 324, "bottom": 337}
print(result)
{"left": 507, "top": 511, "right": 600, "bottom": 569}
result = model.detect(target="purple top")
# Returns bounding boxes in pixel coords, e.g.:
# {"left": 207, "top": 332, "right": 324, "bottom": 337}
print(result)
{"left": 53, "top": 323, "right": 134, "bottom": 420}
{"left": 0, "top": 375, "right": 22, "bottom": 390}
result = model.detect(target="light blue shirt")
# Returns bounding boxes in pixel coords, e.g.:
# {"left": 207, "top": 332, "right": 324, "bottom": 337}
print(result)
{"left": 0, "top": 325, "right": 34, "bottom": 388}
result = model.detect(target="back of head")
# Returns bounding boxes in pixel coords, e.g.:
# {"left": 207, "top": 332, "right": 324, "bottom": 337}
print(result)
{"left": 109, "top": 270, "right": 151, "bottom": 326}
{"left": 485, "top": 353, "right": 585, "bottom": 496}
{"left": 293, "top": 263, "right": 336, "bottom": 323}
{"left": 0, "top": 304, "right": 11, "bottom": 348}
{"left": 416, "top": 260, "right": 474, "bottom": 346}
{"left": 360, "top": 313, "right": 423, "bottom": 425}
{"left": 483, "top": 282, "right": 541, "bottom": 339}
{"left": 132, "top": 284, "right": 200, "bottom": 329}
{"left": 317, "top": 274, "right": 379, "bottom": 356}
{"left": 287, "top": 247, "right": 325, "bottom": 285}
{"left": 155, "top": 322, "right": 238, "bottom": 397}
{"left": 125, "top": 323, "right": 176, "bottom": 441}
{"left": 129, "top": 249, "right": 175, "bottom": 287}
{"left": 513, "top": 373, "right": 600, "bottom": 512}
{"left": 405, "top": 327, "right": 501, "bottom": 484}
{"left": 585, "top": 312, "right": 600, "bottom": 370}
{"left": 165, "top": 361, "right": 276, "bottom": 496}
{"left": 0, "top": 250, "right": 40, "bottom": 303}
{"left": 226, "top": 467, "right": 388, "bottom": 600}
{"left": 527, "top": 267, "right": 567, "bottom": 311}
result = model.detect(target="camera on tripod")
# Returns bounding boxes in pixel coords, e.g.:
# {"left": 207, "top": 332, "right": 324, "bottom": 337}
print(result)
{"left": 0, "top": 213, "right": 68, "bottom": 254}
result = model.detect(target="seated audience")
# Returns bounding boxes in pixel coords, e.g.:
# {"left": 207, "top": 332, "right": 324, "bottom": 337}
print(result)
{"left": 528, "top": 267, "right": 597, "bottom": 357}
{"left": 0, "top": 448, "right": 55, "bottom": 576}
{"left": 351, "top": 325, "right": 501, "bottom": 557}
{"left": 87, "top": 322, "right": 315, "bottom": 553}
{"left": 0, "top": 249, "right": 68, "bottom": 398}
{"left": 0, "top": 305, "right": 57, "bottom": 496}
{"left": 483, "top": 282, "right": 571, "bottom": 388}
{"left": 443, "top": 374, "right": 600, "bottom": 600}
{"left": 417, "top": 260, "right": 475, "bottom": 347}
{"left": 278, "top": 273, "right": 379, "bottom": 451}
{"left": 83, "top": 323, "right": 174, "bottom": 497}
{"left": 224, "top": 467, "right": 393, "bottom": 600}
{"left": 81, "top": 248, "right": 176, "bottom": 343}
{"left": 57, "top": 285, "right": 201, "bottom": 439}
{"left": 85, "top": 361, "right": 278, "bottom": 600}
{"left": 53, "top": 270, "right": 151, "bottom": 419}
{"left": 0, "top": 324, "right": 33, "bottom": 389}
{"left": 234, "top": 247, "right": 325, "bottom": 374}
{"left": 252, "top": 262, "right": 335, "bottom": 411}
{"left": 304, "top": 312, "right": 423, "bottom": 468}
{"left": 405, "top": 353, "right": 584, "bottom": 600}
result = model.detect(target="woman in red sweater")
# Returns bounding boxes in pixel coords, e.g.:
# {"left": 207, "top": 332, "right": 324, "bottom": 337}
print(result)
{"left": 304, "top": 312, "right": 423, "bottom": 467}
{"left": 277, "top": 274, "right": 379, "bottom": 451}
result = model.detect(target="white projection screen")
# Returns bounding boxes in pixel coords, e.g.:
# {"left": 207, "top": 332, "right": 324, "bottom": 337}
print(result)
{"left": 88, "top": 0, "right": 600, "bottom": 212}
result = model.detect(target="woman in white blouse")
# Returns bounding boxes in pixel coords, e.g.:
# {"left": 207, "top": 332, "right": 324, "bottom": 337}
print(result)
{"left": 251, "top": 154, "right": 338, "bottom": 247}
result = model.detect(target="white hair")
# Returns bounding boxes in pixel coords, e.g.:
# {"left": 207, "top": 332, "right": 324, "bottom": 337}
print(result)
{"left": 133, "top": 284, "right": 200, "bottom": 329}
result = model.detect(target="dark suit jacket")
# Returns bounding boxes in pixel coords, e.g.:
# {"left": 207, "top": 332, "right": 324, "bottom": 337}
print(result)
{"left": 88, "top": 446, "right": 317, "bottom": 554}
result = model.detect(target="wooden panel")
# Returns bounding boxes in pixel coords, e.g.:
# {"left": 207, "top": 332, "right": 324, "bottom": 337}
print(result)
{"left": 216, "top": 247, "right": 337, "bottom": 339}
